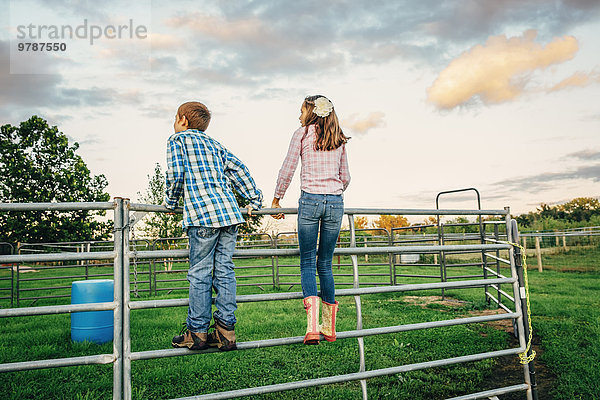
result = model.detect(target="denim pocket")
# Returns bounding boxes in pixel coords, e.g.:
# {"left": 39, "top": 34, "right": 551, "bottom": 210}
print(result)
{"left": 326, "top": 202, "right": 344, "bottom": 222}
{"left": 195, "top": 226, "right": 219, "bottom": 239}
{"left": 299, "top": 199, "right": 320, "bottom": 219}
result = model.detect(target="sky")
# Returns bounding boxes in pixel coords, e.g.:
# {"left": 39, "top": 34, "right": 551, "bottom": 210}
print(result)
{"left": 2, "top": 0, "right": 600, "bottom": 228}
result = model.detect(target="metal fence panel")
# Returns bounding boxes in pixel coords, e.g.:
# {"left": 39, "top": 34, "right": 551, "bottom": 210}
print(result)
{"left": 0, "top": 200, "right": 536, "bottom": 400}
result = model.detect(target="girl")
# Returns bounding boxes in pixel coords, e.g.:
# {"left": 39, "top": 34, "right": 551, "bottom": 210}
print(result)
{"left": 272, "top": 95, "right": 350, "bottom": 345}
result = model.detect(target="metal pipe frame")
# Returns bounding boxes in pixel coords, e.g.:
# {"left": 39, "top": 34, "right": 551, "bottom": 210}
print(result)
{"left": 130, "top": 243, "right": 510, "bottom": 260}
{"left": 113, "top": 198, "right": 125, "bottom": 400}
{"left": 0, "top": 201, "right": 533, "bottom": 400}
{"left": 129, "top": 278, "right": 514, "bottom": 310}
{"left": 446, "top": 384, "right": 529, "bottom": 400}
{"left": 129, "top": 202, "right": 508, "bottom": 216}
{"left": 347, "top": 214, "right": 368, "bottom": 399}
{"left": 131, "top": 312, "right": 520, "bottom": 361}
{"left": 0, "top": 251, "right": 116, "bottom": 264}
{"left": 0, "top": 354, "right": 115, "bottom": 373}
{"left": 505, "top": 210, "right": 533, "bottom": 400}
{"left": 0, "top": 301, "right": 116, "bottom": 317}
{"left": 488, "top": 284, "right": 515, "bottom": 303}
{"left": 0, "top": 201, "right": 115, "bottom": 211}
{"left": 0, "top": 242, "right": 15, "bottom": 307}
{"left": 171, "top": 348, "right": 525, "bottom": 400}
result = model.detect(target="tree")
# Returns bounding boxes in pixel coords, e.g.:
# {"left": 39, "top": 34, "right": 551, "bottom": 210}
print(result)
{"left": 137, "top": 163, "right": 184, "bottom": 239}
{"left": 372, "top": 215, "right": 409, "bottom": 232}
{"left": 516, "top": 197, "right": 600, "bottom": 228}
{"left": 0, "top": 116, "right": 111, "bottom": 243}
{"left": 354, "top": 216, "right": 369, "bottom": 229}
{"left": 423, "top": 216, "right": 438, "bottom": 226}
{"left": 234, "top": 191, "right": 263, "bottom": 235}
{"left": 557, "top": 197, "right": 600, "bottom": 222}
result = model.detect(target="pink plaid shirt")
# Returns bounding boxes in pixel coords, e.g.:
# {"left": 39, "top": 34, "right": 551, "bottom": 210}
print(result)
{"left": 274, "top": 124, "right": 350, "bottom": 199}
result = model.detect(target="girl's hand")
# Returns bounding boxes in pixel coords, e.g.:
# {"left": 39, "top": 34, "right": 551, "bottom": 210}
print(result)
{"left": 271, "top": 198, "right": 284, "bottom": 219}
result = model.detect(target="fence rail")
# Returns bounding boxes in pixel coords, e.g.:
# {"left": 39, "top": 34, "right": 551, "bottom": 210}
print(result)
{"left": 0, "top": 199, "right": 537, "bottom": 400}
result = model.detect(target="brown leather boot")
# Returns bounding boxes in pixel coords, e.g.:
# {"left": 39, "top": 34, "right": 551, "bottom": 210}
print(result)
{"left": 303, "top": 296, "right": 320, "bottom": 345}
{"left": 320, "top": 300, "right": 339, "bottom": 342}
{"left": 207, "top": 319, "right": 237, "bottom": 351}
{"left": 172, "top": 324, "right": 208, "bottom": 350}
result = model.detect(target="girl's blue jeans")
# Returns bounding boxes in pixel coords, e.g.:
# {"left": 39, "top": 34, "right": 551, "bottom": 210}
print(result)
{"left": 186, "top": 225, "right": 238, "bottom": 333}
{"left": 297, "top": 191, "right": 344, "bottom": 304}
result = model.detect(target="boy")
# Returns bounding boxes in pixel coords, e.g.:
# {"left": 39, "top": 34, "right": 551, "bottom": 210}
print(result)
{"left": 166, "top": 101, "right": 262, "bottom": 351}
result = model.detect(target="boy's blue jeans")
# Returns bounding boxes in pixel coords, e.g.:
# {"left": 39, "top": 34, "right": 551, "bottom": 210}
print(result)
{"left": 186, "top": 225, "right": 238, "bottom": 333}
{"left": 297, "top": 191, "right": 344, "bottom": 304}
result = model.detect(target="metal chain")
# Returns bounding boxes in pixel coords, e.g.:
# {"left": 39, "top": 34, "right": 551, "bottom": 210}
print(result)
{"left": 130, "top": 217, "right": 139, "bottom": 298}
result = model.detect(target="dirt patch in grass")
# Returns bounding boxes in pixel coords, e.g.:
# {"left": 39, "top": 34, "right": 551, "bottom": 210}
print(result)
{"left": 401, "top": 296, "right": 555, "bottom": 398}
{"left": 401, "top": 295, "right": 469, "bottom": 309}
{"left": 466, "top": 310, "right": 555, "bottom": 399}
{"left": 532, "top": 265, "right": 597, "bottom": 273}
{"left": 476, "top": 331, "right": 555, "bottom": 399}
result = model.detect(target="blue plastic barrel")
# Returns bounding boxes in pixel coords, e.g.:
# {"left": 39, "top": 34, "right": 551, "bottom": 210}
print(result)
{"left": 71, "top": 279, "right": 114, "bottom": 344}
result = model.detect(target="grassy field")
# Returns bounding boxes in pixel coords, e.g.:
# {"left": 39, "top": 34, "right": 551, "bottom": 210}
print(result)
{"left": 0, "top": 246, "right": 599, "bottom": 399}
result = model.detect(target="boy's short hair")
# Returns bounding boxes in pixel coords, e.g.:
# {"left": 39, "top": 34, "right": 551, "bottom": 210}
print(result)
{"left": 178, "top": 102, "right": 211, "bottom": 131}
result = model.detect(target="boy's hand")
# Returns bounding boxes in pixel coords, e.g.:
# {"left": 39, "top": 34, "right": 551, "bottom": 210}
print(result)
{"left": 271, "top": 198, "right": 284, "bottom": 220}
{"left": 245, "top": 205, "right": 254, "bottom": 216}
{"left": 163, "top": 202, "right": 176, "bottom": 215}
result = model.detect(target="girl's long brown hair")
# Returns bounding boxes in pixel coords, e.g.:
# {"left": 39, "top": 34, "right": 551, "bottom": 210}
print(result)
{"left": 302, "top": 95, "right": 349, "bottom": 151}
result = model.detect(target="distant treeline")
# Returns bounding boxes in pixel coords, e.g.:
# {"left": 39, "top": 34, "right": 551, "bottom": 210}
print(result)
{"left": 515, "top": 197, "right": 600, "bottom": 231}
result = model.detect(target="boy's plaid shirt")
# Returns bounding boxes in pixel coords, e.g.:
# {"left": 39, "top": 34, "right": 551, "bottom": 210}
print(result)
{"left": 165, "top": 129, "right": 263, "bottom": 228}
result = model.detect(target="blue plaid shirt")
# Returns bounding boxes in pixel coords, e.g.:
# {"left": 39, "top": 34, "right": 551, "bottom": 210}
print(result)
{"left": 165, "top": 129, "right": 263, "bottom": 228}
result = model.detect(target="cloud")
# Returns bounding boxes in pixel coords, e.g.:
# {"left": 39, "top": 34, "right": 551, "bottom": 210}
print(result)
{"left": 494, "top": 164, "right": 600, "bottom": 194}
{"left": 566, "top": 149, "right": 600, "bottom": 161}
{"left": 150, "top": 33, "right": 184, "bottom": 50}
{"left": 154, "top": 0, "right": 600, "bottom": 86}
{"left": 140, "top": 104, "right": 176, "bottom": 119}
{"left": 149, "top": 56, "right": 181, "bottom": 73}
{"left": 166, "top": 14, "right": 272, "bottom": 45}
{"left": 419, "top": 0, "right": 600, "bottom": 42}
{"left": 548, "top": 69, "right": 600, "bottom": 92}
{"left": 0, "top": 40, "right": 141, "bottom": 122}
{"left": 427, "top": 30, "right": 578, "bottom": 109}
{"left": 165, "top": 11, "right": 348, "bottom": 82}
{"left": 341, "top": 112, "right": 386, "bottom": 135}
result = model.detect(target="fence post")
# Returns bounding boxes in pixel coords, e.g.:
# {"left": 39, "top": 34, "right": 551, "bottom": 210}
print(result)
{"left": 122, "top": 199, "right": 132, "bottom": 400}
{"left": 480, "top": 216, "right": 489, "bottom": 305}
{"left": 535, "top": 236, "right": 543, "bottom": 272}
{"left": 274, "top": 234, "right": 280, "bottom": 289}
{"left": 388, "top": 228, "right": 394, "bottom": 285}
{"left": 16, "top": 242, "right": 21, "bottom": 307}
{"left": 510, "top": 220, "right": 538, "bottom": 400}
{"left": 348, "top": 214, "right": 368, "bottom": 400}
{"left": 439, "top": 223, "right": 447, "bottom": 299}
{"left": 494, "top": 223, "right": 501, "bottom": 308}
{"left": 562, "top": 235, "right": 567, "bottom": 251}
{"left": 85, "top": 243, "right": 91, "bottom": 279}
{"left": 113, "top": 198, "right": 124, "bottom": 400}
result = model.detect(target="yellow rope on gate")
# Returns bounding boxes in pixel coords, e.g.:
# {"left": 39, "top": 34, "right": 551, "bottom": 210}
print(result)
{"left": 510, "top": 242, "right": 536, "bottom": 364}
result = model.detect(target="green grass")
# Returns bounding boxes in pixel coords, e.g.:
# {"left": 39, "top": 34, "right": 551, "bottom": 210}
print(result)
{"left": 1, "top": 247, "right": 599, "bottom": 399}
{"left": 442, "top": 246, "right": 600, "bottom": 399}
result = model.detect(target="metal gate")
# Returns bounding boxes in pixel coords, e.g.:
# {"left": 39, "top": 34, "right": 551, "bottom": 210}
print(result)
{"left": 0, "top": 199, "right": 537, "bottom": 400}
